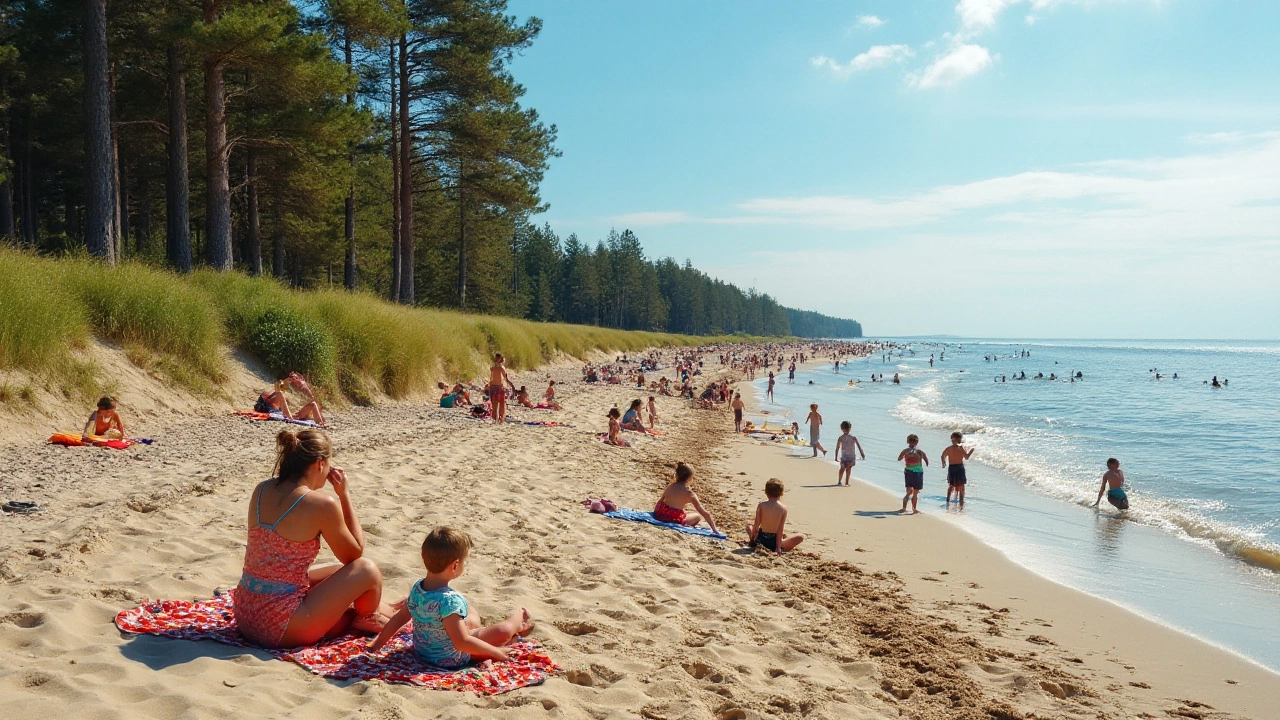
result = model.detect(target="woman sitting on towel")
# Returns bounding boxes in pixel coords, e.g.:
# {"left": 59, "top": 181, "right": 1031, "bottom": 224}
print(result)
{"left": 653, "top": 462, "right": 719, "bottom": 534}
{"left": 256, "top": 374, "right": 325, "bottom": 426}
{"left": 232, "top": 429, "right": 396, "bottom": 647}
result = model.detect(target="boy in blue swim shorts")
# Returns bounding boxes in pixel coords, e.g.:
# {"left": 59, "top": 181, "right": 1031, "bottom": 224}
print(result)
{"left": 1092, "top": 458, "right": 1128, "bottom": 511}
{"left": 897, "top": 434, "right": 928, "bottom": 514}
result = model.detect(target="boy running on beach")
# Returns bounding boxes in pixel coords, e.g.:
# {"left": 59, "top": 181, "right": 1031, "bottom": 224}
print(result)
{"left": 1092, "top": 458, "right": 1129, "bottom": 511}
{"left": 731, "top": 393, "right": 745, "bottom": 432}
{"left": 488, "top": 354, "right": 517, "bottom": 424}
{"left": 834, "top": 421, "right": 865, "bottom": 486}
{"left": 745, "top": 478, "right": 805, "bottom": 554}
{"left": 941, "top": 431, "right": 975, "bottom": 504}
{"left": 897, "top": 434, "right": 928, "bottom": 513}
{"left": 370, "top": 527, "right": 533, "bottom": 666}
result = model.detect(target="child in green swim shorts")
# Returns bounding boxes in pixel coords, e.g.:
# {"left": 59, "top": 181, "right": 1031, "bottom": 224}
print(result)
{"left": 1092, "top": 458, "right": 1128, "bottom": 511}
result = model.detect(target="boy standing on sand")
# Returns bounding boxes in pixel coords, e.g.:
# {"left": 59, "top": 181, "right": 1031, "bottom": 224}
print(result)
{"left": 731, "top": 393, "right": 745, "bottom": 432}
{"left": 647, "top": 396, "right": 659, "bottom": 427}
{"left": 767, "top": 372, "right": 776, "bottom": 403}
{"left": 941, "top": 431, "right": 976, "bottom": 504}
{"left": 1092, "top": 458, "right": 1129, "bottom": 511}
{"left": 897, "top": 434, "right": 928, "bottom": 513}
{"left": 805, "top": 404, "right": 826, "bottom": 457}
{"left": 833, "top": 421, "right": 865, "bottom": 486}
{"left": 488, "top": 354, "right": 517, "bottom": 424}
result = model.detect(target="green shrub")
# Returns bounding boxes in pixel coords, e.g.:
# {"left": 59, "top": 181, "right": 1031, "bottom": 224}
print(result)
{"left": 248, "top": 308, "right": 336, "bottom": 383}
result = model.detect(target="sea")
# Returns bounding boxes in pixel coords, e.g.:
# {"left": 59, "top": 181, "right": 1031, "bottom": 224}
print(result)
{"left": 750, "top": 338, "right": 1280, "bottom": 673}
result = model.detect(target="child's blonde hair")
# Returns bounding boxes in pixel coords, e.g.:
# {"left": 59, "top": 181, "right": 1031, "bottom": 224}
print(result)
{"left": 764, "top": 478, "right": 784, "bottom": 498}
{"left": 422, "top": 527, "right": 472, "bottom": 573}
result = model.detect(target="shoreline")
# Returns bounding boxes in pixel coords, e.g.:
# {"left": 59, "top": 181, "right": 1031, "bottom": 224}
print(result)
{"left": 735, "top": 369, "right": 1279, "bottom": 717}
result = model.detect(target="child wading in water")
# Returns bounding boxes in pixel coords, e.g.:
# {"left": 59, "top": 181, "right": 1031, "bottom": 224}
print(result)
{"left": 898, "top": 434, "right": 928, "bottom": 514}
{"left": 82, "top": 396, "right": 126, "bottom": 441}
{"left": 833, "top": 421, "right": 865, "bottom": 486}
{"left": 940, "top": 431, "right": 975, "bottom": 504}
{"left": 805, "top": 404, "right": 826, "bottom": 457}
{"left": 745, "top": 479, "right": 805, "bottom": 554}
{"left": 653, "top": 462, "right": 719, "bottom": 534}
{"left": 1092, "top": 458, "right": 1128, "bottom": 511}
{"left": 370, "top": 527, "right": 533, "bottom": 666}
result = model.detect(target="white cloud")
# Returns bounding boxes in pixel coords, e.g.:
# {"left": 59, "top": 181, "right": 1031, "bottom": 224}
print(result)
{"left": 957, "top": 0, "right": 1146, "bottom": 34}
{"left": 724, "top": 133, "right": 1280, "bottom": 247}
{"left": 812, "top": 45, "right": 915, "bottom": 76}
{"left": 908, "top": 44, "right": 994, "bottom": 89}
{"left": 856, "top": 15, "right": 885, "bottom": 29}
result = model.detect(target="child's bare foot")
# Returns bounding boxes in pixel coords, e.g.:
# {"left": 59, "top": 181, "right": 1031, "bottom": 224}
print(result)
{"left": 516, "top": 608, "right": 534, "bottom": 636}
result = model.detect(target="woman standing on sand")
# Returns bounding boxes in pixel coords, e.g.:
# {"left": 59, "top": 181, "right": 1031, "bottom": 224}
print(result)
{"left": 233, "top": 429, "right": 396, "bottom": 647}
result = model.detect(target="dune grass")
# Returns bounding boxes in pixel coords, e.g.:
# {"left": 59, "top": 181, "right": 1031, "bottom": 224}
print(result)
{"left": 0, "top": 249, "right": 759, "bottom": 404}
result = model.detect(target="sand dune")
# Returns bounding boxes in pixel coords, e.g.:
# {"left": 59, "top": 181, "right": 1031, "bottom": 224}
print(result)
{"left": 0, "top": 352, "right": 1273, "bottom": 719}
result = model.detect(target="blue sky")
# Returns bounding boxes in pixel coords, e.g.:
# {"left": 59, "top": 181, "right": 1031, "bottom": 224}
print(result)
{"left": 505, "top": 1, "right": 1280, "bottom": 339}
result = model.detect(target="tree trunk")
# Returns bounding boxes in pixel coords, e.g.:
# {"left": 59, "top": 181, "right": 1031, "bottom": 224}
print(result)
{"left": 397, "top": 33, "right": 414, "bottom": 305}
{"left": 137, "top": 174, "right": 150, "bottom": 253}
{"left": 0, "top": 77, "right": 13, "bottom": 243}
{"left": 272, "top": 201, "right": 285, "bottom": 277}
{"left": 110, "top": 62, "right": 123, "bottom": 260}
{"left": 20, "top": 132, "right": 35, "bottom": 245}
{"left": 203, "top": 0, "right": 232, "bottom": 270}
{"left": 84, "top": 0, "right": 115, "bottom": 263}
{"left": 166, "top": 43, "right": 192, "bottom": 272}
{"left": 246, "top": 148, "right": 262, "bottom": 275}
{"left": 389, "top": 41, "right": 401, "bottom": 299}
{"left": 342, "top": 31, "right": 357, "bottom": 290}
{"left": 457, "top": 184, "right": 467, "bottom": 310}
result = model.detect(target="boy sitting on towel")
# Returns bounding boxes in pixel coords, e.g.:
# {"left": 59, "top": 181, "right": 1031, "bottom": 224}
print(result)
{"left": 83, "top": 396, "right": 127, "bottom": 441}
{"left": 370, "top": 527, "right": 533, "bottom": 667}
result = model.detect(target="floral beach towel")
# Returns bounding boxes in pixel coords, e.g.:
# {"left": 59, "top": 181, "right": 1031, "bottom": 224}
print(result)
{"left": 115, "top": 594, "right": 558, "bottom": 695}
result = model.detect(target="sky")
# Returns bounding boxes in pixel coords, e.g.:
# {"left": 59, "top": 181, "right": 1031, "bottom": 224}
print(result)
{"left": 504, "top": 0, "right": 1280, "bottom": 339}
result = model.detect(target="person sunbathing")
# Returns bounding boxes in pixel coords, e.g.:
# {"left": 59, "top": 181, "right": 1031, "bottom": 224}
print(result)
{"left": 653, "top": 462, "right": 718, "bottom": 533}
{"left": 515, "top": 386, "right": 535, "bottom": 409}
{"left": 621, "top": 399, "right": 647, "bottom": 431}
{"left": 451, "top": 383, "right": 472, "bottom": 406}
{"left": 232, "top": 429, "right": 396, "bottom": 647}
{"left": 256, "top": 376, "right": 325, "bottom": 426}
{"left": 539, "top": 380, "right": 563, "bottom": 410}
{"left": 82, "top": 396, "right": 127, "bottom": 441}
{"left": 605, "top": 408, "right": 630, "bottom": 446}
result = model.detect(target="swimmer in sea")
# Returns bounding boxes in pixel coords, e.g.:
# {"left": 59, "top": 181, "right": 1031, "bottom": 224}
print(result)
{"left": 1092, "top": 458, "right": 1128, "bottom": 511}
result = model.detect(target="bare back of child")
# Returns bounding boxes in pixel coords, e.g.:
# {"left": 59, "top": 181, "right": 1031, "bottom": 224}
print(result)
{"left": 746, "top": 479, "right": 805, "bottom": 554}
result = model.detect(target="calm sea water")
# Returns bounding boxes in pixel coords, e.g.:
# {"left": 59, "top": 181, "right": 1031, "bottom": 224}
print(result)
{"left": 752, "top": 338, "right": 1280, "bottom": 672}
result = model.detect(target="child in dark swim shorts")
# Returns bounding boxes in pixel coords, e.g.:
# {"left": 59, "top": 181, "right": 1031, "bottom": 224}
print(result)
{"left": 897, "top": 434, "right": 928, "bottom": 514}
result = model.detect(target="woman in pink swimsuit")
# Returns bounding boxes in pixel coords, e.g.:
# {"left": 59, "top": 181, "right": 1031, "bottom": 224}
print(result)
{"left": 233, "top": 429, "right": 394, "bottom": 647}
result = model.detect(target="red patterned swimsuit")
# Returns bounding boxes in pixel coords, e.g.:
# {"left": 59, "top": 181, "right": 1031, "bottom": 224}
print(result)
{"left": 232, "top": 483, "right": 319, "bottom": 647}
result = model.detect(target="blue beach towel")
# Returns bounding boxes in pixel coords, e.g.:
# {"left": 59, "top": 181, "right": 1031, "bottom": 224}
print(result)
{"left": 603, "top": 508, "right": 728, "bottom": 539}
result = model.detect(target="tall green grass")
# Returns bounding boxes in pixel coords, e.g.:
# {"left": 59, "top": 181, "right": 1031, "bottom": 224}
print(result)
{"left": 0, "top": 248, "right": 762, "bottom": 402}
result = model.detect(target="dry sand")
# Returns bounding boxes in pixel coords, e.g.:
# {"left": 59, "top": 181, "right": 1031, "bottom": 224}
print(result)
{"left": 0, "top": 349, "right": 1274, "bottom": 719}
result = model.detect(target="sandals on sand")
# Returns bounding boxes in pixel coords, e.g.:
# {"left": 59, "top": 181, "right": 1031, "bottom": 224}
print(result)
{"left": 2, "top": 501, "right": 40, "bottom": 514}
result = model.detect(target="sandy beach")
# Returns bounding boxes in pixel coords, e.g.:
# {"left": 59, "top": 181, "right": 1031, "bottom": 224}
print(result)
{"left": 1, "top": 348, "right": 1275, "bottom": 719}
